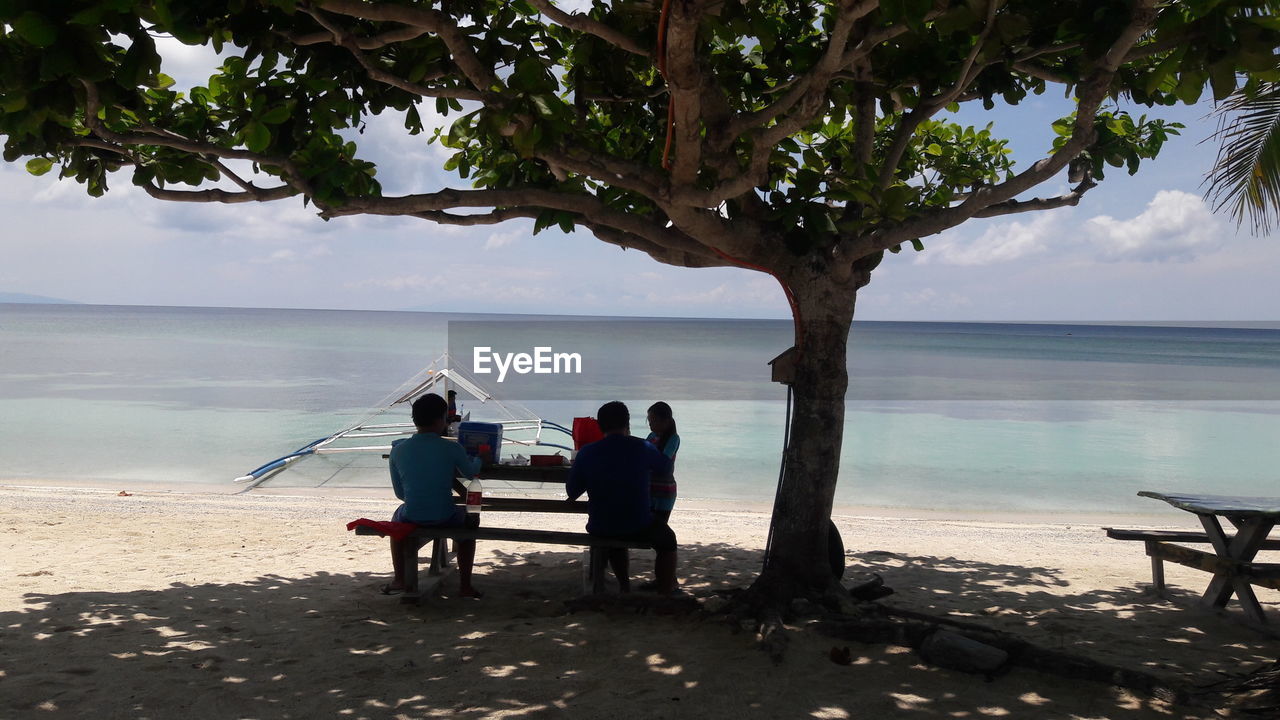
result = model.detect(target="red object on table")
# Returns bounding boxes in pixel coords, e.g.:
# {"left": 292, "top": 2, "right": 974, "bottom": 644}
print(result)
{"left": 572, "top": 417, "right": 603, "bottom": 449}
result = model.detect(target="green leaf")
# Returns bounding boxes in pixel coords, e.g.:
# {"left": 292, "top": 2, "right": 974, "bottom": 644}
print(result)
{"left": 910, "top": 239, "right": 924, "bottom": 252}
{"left": 12, "top": 12, "right": 58, "bottom": 48}
{"left": 1175, "top": 71, "right": 1206, "bottom": 105}
{"left": 1208, "top": 61, "right": 1237, "bottom": 103}
{"left": 557, "top": 213, "right": 576, "bottom": 233}
{"left": 529, "top": 94, "right": 556, "bottom": 118}
{"left": 260, "top": 104, "right": 292, "bottom": 124}
{"left": 25, "top": 157, "right": 53, "bottom": 176}
{"left": 151, "top": 73, "right": 176, "bottom": 90}
{"left": 1, "top": 94, "right": 28, "bottom": 113}
{"left": 242, "top": 121, "right": 271, "bottom": 152}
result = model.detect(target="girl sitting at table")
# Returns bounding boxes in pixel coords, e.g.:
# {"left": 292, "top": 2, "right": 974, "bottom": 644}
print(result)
{"left": 645, "top": 401, "right": 681, "bottom": 525}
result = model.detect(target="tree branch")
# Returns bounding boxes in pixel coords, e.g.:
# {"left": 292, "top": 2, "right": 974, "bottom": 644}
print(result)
{"left": 411, "top": 208, "right": 539, "bottom": 225}
{"left": 314, "top": 0, "right": 499, "bottom": 91}
{"left": 142, "top": 182, "right": 297, "bottom": 203}
{"left": 852, "top": 75, "right": 877, "bottom": 168}
{"left": 682, "top": 1, "right": 878, "bottom": 208}
{"left": 877, "top": 0, "right": 999, "bottom": 192}
{"left": 971, "top": 178, "right": 1097, "bottom": 218}
{"left": 299, "top": 6, "right": 484, "bottom": 101}
{"left": 327, "top": 186, "right": 721, "bottom": 263}
{"left": 724, "top": 0, "right": 876, "bottom": 142}
{"left": 852, "top": 0, "right": 1159, "bottom": 257}
{"left": 527, "top": 0, "right": 650, "bottom": 57}
{"left": 664, "top": 1, "right": 707, "bottom": 185}
{"left": 78, "top": 78, "right": 322, "bottom": 202}
{"left": 1012, "top": 61, "right": 1070, "bottom": 86}
{"left": 583, "top": 222, "right": 732, "bottom": 270}
{"left": 534, "top": 146, "right": 666, "bottom": 198}
{"left": 287, "top": 24, "right": 429, "bottom": 49}
{"left": 65, "top": 134, "right": 295, "bottom": 203}
{"left": 81, "top": 80, "right": 276, "bottom": 165}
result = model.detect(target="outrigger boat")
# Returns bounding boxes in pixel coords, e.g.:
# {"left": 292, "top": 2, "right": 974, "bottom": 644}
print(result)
{"left": 234, "top": 353, "right": 574, "bottom": 491}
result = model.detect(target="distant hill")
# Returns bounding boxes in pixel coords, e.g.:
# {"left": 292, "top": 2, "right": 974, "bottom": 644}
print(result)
{"left": 0, "top": 292, "right": 80, "bottom": 304}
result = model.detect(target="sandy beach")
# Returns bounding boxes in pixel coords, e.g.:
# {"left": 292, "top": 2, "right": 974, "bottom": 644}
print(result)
{"left": 2, "top": 484, "right": 1277, "bottom": 719}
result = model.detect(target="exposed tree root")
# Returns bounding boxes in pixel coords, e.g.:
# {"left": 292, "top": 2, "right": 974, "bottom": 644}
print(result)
{"left": 755, "top": 611, "right": 790, "bottom": 664}
{"left": 719, "top": 570, "right": 861, "bottom": 663}
{"left": 1196, "top": 659, "right": 1280, "bottom": 715}
{"left": 817, "top": 604, "right": 1205, "bottom": 709}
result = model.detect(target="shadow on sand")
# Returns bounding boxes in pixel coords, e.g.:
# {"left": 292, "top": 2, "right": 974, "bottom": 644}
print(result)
{"left": 2, "top": 542, "right": 1273, "bottom": 719}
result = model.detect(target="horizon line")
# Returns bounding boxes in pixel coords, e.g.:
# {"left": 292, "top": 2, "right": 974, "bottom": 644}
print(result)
{"left": 4, "top": 299, "right": 1280, "bottom": 329}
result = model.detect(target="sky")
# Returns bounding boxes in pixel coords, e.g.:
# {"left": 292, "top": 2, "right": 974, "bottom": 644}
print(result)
{"left": 1, "top": 35, "right": 1277, "bottom": 321}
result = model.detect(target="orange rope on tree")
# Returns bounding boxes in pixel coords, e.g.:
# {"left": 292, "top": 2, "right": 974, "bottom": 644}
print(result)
{"left": 656, "top": 0, "right": 674, "bottom": 170}
{"left": 711, "top": 247, "right": 805, "bottom": 352}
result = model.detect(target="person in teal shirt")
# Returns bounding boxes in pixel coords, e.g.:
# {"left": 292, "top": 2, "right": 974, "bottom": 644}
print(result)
{"left": 645, "top": 401, "right": 680, "bottom": 525}
{"left": 386, "top": 393, "right": 483, "bottom": 597}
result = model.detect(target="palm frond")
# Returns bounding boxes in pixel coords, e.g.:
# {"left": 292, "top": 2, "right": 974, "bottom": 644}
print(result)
{"left": 1204, "top": 81, "right": 1280, "bottom": 236}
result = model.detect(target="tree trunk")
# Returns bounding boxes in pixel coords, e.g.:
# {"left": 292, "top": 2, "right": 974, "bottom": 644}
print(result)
{"left": 747, "top": 269, "right": 859, "bottom": 606}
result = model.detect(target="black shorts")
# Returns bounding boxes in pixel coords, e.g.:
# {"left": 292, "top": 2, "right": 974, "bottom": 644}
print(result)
{"left": 599, "top": 522, "right": 677, "bottom": 553}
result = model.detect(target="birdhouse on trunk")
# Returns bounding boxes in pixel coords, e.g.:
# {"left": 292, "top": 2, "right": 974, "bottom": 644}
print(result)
{"left": 769, "top": 346, "right": 797, "bottom": 385}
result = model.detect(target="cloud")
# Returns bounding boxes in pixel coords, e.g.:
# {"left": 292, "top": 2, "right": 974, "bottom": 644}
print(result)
{"left": 347, "top": 274, "right": 448, "bottom": 292}
{"left": 256, "top": 249, "right": 297, "bottom": 264}
{"left": 1086, "top": 190, "right": 1224, "bottom": 262}
{"left": 250, "top": 245, "right": 331, "bottom": 264}
{"left": 135, "top": 194, "right": 332, "bottom": 244}
{"left": 636, "top": 275, "right": 783, "bottom": 311}
{"left": 153, "top": 35, "right": 227, "bottom": 93}
{"left": 919, "top": 213, "right": 1058, "bottom": 266}
{"left": 898, "top": 287, "right": 972, "bottom": 309}
{"left": 484, "top": 230, "right": 521, "bottom": 251}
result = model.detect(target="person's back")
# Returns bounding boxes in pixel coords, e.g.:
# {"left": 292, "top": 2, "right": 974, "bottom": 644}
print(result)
{"left": 567, "top": 400, "right": 678, "bottom": 593}
{"left": 382, "top": 393, "right": 483, "bottom": 598}
{"left": 389, "top": 432, "right": 475, "bottom": 525}
{"left": 570, "top": 433, "right": 668, "bottom": 536}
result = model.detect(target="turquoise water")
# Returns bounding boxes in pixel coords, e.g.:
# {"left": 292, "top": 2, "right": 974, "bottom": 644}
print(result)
{"left": 2, "top": 303, "right": 1278, "bottom": 513}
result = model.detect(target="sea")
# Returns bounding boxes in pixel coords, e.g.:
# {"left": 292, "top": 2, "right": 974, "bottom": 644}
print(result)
{"left": 2, "top": 303, "right": 1279, "bottom": 515}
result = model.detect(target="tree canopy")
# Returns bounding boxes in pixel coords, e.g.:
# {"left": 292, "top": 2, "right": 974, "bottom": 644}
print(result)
{"left": 3, "top": 1, "right": 1274, "bottom": 273}
{"left": 3, "top": 0, "right": 1278, "bottom": 597}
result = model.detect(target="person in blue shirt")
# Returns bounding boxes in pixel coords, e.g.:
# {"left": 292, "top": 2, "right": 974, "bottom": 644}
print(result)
{"left": 644, "top": 401, "right": 681, "bottom": 525}
{"left": 567, "top": 401, "right": 678, "bottom": 593}
{"left": 386, "top": 393, "right": 483, "bottom": 598}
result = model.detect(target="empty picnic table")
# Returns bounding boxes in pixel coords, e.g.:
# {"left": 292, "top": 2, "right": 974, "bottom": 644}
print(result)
{"left": 1136, "top": 491, "right": 1280, "bottom": 625}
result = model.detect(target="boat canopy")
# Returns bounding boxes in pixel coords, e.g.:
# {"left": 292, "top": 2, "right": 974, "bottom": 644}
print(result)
{"left": 235, "top": 353, "right": 572, "bottom": 491}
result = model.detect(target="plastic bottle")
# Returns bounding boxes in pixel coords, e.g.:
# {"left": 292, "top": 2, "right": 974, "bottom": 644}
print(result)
{"left": 465, "top": 477, "right": 483, "bottom": 515}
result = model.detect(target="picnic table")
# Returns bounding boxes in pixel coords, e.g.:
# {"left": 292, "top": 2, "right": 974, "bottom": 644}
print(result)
{"left": 1135, "top": 491, "right": 1280, "bottom": 625}
{"left": 451, "top": 462, "right": 581, "bottom": 512}
{"left": 356, "top": 459, "right": 637, "bottom": 602}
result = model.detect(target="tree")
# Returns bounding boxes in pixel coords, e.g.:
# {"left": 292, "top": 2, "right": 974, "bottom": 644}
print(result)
{"left": 3, "top": 0, "right": 1278, "bottom": 605}
{"left": 1205, "top": 79, "right": 1280, "bottom": 235}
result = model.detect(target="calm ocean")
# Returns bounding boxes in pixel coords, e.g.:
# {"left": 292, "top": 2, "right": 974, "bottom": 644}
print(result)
{"left": 2, "top": 303, "right": 1278, "bottom": 514}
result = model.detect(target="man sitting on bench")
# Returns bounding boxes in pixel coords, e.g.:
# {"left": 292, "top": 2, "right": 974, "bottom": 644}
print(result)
{"left": 567, "top": 401, "right": 679, "bottom": 594}
{"left": 386, "top": 393, "right": 483, "bottom": 598}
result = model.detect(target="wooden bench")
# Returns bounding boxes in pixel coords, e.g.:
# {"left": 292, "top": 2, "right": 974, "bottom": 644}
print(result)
{"left": 1104, "top": 527, "right": 1280, "bottom": 591}
{"left": 354, "top": 525, "right": 652, "bottom": 602}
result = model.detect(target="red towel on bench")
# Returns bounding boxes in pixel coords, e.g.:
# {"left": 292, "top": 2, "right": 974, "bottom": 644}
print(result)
{"left": 346, "top": 518, "right": 419, "bottom": 541}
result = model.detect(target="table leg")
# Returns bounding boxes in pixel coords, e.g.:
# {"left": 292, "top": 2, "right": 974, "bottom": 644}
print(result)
{"left": 1196, "top": 514, "right": 1274, "bottom": 623}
